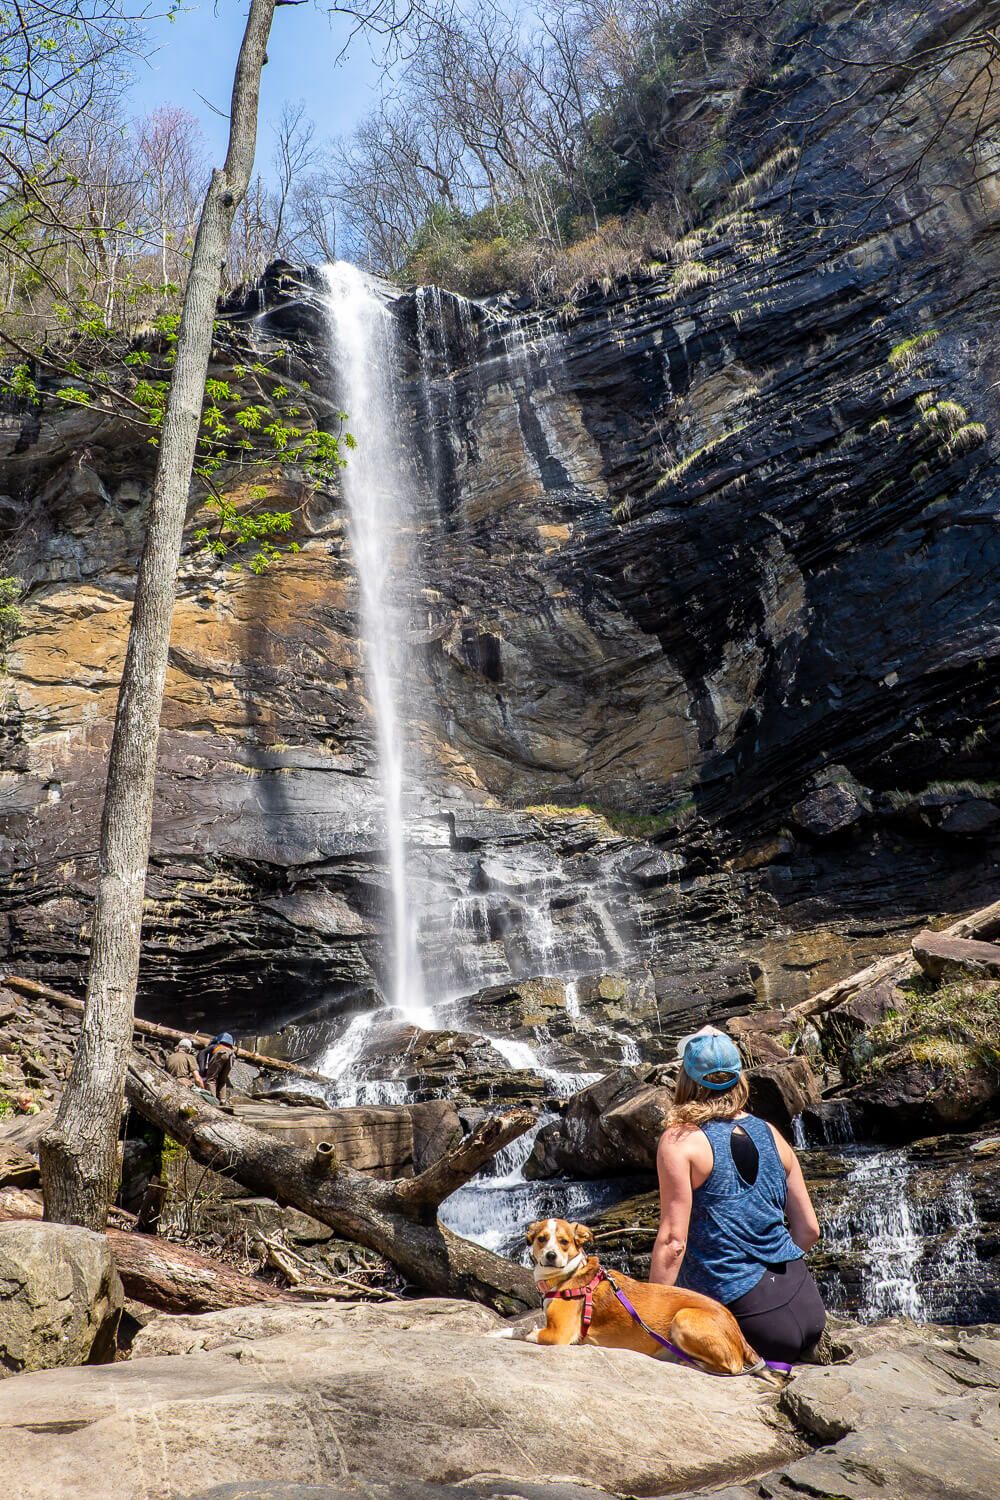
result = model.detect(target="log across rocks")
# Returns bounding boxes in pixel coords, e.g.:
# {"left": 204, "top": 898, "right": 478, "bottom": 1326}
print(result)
{"left": 0, "top": 1191, "right": 296, "bottom": 1314}
{"left": 788, "top": 898, "right": 1000, "bottom": 1020}
{"left": 125, "top": 1052, "right": 539, "bottom": 1313}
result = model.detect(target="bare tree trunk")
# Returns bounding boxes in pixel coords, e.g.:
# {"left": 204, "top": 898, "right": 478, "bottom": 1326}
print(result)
{"left": 40, "top": 0, "right": 279, "bottom": 1230}
{"left": 125, "top": 1055, "right": 540, "bottom": 1314}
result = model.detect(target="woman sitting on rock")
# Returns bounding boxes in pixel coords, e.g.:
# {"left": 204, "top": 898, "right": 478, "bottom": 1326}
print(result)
{"left": 651, "top": 1026, "right": 825, "bottom": 1367}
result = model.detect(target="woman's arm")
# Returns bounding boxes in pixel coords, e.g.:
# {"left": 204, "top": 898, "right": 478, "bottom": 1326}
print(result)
{"left": 650, "top": 1129, "right": 694, "bottom": 1285}
{"left": 770, "top": 1125, "right": 821, "bottom": 1251}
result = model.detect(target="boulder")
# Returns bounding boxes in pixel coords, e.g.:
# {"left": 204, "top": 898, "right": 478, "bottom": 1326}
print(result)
{"left": 527, "top": 1056, "right": 822, "bottom": 1177}
{"left": 746, "top": 1057, "right": 822, "bottom": 1132}
{"left": 726, "top": 1011, "right": 797, "bottom": 1064}
{"left": 0, "top": 1220, "right": 123, "bottom": 1375}
{"left": 790, "top": 771, "right": 871, "bottom": 838}
{"left": 0, "top": 1300, "right": 799, "bottom": 1498}
{"left": 846, "top": 1042, "right": 999, "bottom": 1136}
{"left": 525, "top": 1068, "right": 665, "bottom": 1179}
{"left": 912, "top": 930, "right": 1000, "bottom": 981}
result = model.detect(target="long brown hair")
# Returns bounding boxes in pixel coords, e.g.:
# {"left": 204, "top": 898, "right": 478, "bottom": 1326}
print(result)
{"left": 668, "top": 1069, "right": 750, "bottom": 1127}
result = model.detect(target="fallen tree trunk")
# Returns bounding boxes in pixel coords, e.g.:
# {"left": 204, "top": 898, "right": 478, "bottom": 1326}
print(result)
{"left": 106, "top": 1227, "right": 295, "bottom": 1314}
{"left": 788, "top": 898, "right": 1000, "bottom": 1019}
{"left": 0, "top": 1193, "right": 289, "bottom": 1313}
{"left": 126, "top": 1054, "right": 539, "bottom": 1314}
{"left": 3, "top": 975, "right": 330, "bottom": 1083}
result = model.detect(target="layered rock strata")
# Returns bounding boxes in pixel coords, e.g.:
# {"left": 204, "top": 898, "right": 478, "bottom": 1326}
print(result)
{"left": 2, "top": 0, "right": 999, "bottom": 1037}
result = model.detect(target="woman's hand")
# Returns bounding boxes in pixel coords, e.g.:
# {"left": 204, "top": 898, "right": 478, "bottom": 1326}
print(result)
{"left": 650, "top": 1127, "right": 695, "bottom": 1285}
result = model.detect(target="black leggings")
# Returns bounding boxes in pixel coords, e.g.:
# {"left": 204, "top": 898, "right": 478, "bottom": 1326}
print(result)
{"left": 727, "top": 1257, "right": 826, "bottom": 1364}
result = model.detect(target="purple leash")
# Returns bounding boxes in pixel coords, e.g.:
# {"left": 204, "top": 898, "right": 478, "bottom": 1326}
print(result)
{"left": 604, "top": 1272, "right": 792, "bottom": 1378}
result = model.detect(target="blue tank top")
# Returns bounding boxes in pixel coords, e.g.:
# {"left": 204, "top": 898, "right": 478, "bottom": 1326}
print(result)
{"left": 678, "top": 1115, "right": 803, "bottom": 1305}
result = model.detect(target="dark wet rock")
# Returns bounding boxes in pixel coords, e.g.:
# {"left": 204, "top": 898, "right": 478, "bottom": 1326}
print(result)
{"left": 790, "top": 770, "right": 872, "bottom": 839}
{"left": 845, "top": 1042, "right": 1000, "bottom": 1136}
{"left": 940, "top": 798, "right": 1000, "bottom": 835}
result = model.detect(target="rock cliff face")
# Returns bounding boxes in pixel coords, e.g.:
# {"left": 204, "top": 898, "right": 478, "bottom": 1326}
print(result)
{"left": 2, "top": 0, "right": 999, "bottom": 1038}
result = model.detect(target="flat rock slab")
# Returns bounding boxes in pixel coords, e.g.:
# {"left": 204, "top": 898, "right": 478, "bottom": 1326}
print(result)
{"left": 231, "top": 1101, "right": 461, "bottom": 1178}
{"left": 912, "top": 930, "right": 1000, "bottom": 980}
{"left": 0, "top": 1315, "right": 796, "bottom": 1499}
{"left": 184, "top": 1482, "right": 612, "bottom": 1500}
{"left": 132, "top": 1297, "right": 502, "bottom": 1357}
{"left": 675, "top": 1329, "right": 1000, "bottom": 1499}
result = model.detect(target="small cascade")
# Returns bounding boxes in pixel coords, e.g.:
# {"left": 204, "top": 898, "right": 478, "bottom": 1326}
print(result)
{"left": 823, "top": 1148, "right": 927, "bottom": 1320}
{"left": 318, "top": 1011, "right": 379, "bottom": 1104}
{"left": 617, "top": 1031, "right": 641, "bottom": 1066}
{"left": 564, "top": 980, "right": 581, "bottom": 1020}
{"left": 921, "top": 1168, "right": 982, "bottom": 1322}
{"left": 791, "top": 1113, "right": 809, "bottom": 1149}
{"left": 820, "top": 1101, "right": 856, "bottom": 1146}
{"left": 486, "top": 1033, "right": 602, "bottom": 1099}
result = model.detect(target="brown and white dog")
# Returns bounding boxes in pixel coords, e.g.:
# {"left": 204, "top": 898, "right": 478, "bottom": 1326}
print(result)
{"left": 521, "top": 1218, "right": 761, "bottom": 1375}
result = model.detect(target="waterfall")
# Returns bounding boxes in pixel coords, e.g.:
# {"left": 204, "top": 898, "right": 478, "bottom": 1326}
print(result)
{"left": 319, "top": 262, "right": 431, "bottom": 1028}
{"left": 823, "top": 1148, "right": 927, "bottom": 1320}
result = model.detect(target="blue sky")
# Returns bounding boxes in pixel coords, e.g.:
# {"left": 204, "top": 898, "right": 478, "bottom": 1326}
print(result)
{"left": 128, "top": 3, "right": 389, "bottom": 170}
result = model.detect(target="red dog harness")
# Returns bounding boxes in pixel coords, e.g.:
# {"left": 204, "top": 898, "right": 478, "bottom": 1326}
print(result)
{"left": 539, "top": 1268, "right": 606, "bottom": 1338}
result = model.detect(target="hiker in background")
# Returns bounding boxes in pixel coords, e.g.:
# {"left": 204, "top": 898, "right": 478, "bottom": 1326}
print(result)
{"left": 165, "top": 1037, "right": 204, "bottom": 1089}
{"left": 198, "top": 1032, "right": 237, "bottom": 1103}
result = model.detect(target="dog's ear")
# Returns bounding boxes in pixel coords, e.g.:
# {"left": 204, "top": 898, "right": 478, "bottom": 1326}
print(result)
{"left": 572, "top": 1223, "right": 594, "bottom": 1246}
{"left": 525, "top": 1220, "right": 541, "bottom": 1243}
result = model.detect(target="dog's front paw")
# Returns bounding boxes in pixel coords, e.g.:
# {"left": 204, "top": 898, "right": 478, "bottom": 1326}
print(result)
{"left": 486, "top": 1326, "right": 516, "bottom": 1339}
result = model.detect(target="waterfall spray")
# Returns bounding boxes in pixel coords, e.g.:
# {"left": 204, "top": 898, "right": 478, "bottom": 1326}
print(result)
{"left": 319, "top": 262, "right": 431, "bottom": 1027}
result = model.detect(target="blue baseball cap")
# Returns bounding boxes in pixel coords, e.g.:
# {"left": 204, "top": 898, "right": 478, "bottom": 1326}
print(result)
{"left": 680, "top": 1028, "right": 743, "bottom": 1091}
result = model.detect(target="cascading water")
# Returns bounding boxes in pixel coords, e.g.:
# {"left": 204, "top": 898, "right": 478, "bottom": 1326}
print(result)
{"left": 439, "top": 1112, "right": 621, "bottom": 1255}
{"left": 824, "top": 1148, "right": 927, "bottom": 1320}
{"left": 319, "top": 263, "right": 431, "bottom": 1032}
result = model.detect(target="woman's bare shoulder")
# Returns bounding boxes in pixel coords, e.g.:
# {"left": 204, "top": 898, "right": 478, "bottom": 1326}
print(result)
{"left": 658, "top": 1121, "right": 701, "bottom": 1150}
